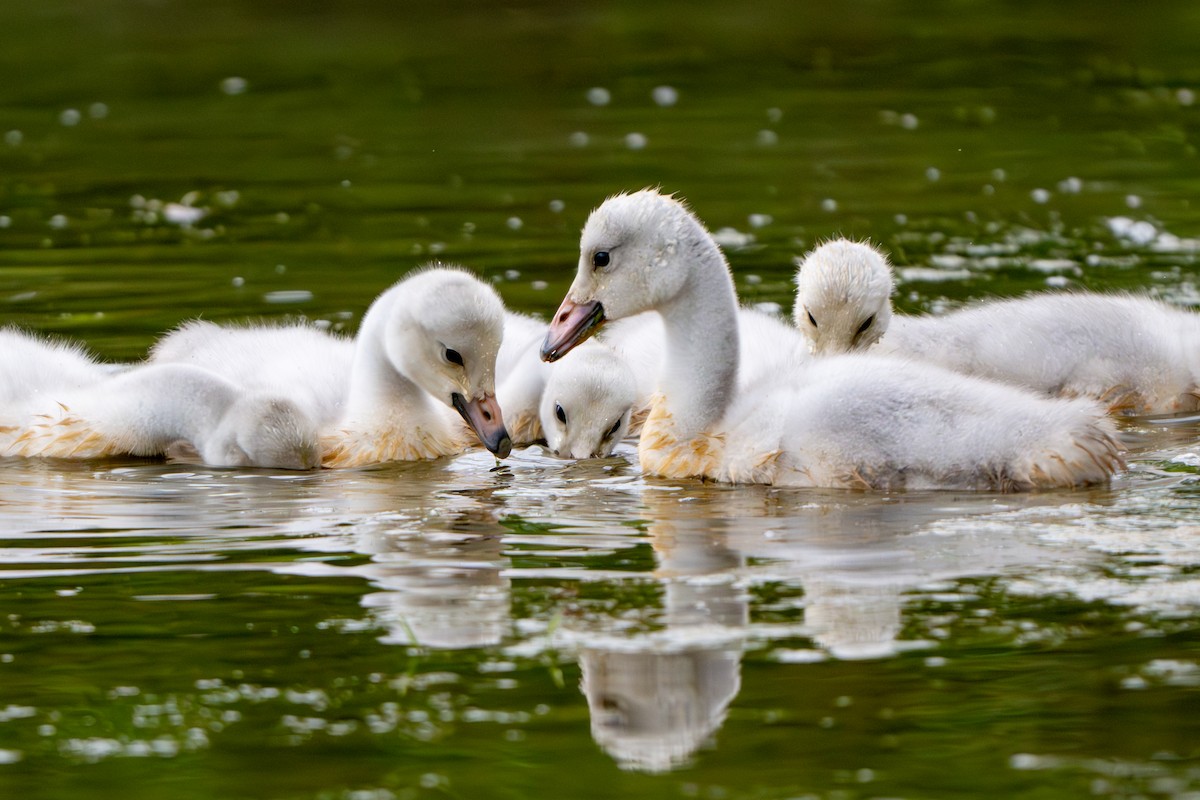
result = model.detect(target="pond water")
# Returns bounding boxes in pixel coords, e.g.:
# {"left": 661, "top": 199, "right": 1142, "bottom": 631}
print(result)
{"left": 1, "top": 1, "right": 1199, "bottom": 798}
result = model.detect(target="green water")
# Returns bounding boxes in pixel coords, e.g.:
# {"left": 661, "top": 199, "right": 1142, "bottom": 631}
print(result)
{"left": 2, "top": 1, "right": 1199, "bottom": 798}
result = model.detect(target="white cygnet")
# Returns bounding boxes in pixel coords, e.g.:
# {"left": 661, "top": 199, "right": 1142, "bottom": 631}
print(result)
{"left": 540, "top": 190, "right": 1123, "bottom": 490}
{"left": 151, "top": 265, "right": 513, "bottom": 466}
{"left": 793, "top": 239, "right": 1200, "bottom": 415}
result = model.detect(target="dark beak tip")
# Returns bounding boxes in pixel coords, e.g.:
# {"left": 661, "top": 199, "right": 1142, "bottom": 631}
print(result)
{"left": 491, "top": 431, "right": 513, "bottom": 459}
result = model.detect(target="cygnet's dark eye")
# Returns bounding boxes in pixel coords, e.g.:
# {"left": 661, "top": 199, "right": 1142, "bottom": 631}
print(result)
{"left": 855, "top": 315, "right": 875, "bottom": 336}
{"left": 806, "top": 309, "right": 818, "bottom": 328}
{"left": 592, "top": 251, "right": 610, "bottom": 269}
{"left": 555, "top": 403, "right": 567, "bottom": 424}
{"left": 606, "top": 417, "right": 622, "bottom": 439}
{"left": 445, "top": 348, "right": 464, "bottom": 366}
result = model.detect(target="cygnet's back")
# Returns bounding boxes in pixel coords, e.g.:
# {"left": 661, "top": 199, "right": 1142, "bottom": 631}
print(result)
{"left": 150, "top": 320, "right": 355, "bottom": 426}
{"left": 726, "top": 354, "right": 1122, "bottom": 490}
{"left": 1, "top": 353, "right": 320, "bottom": 469}
{"left": 0, "top": 328, "right": 113, "bottom": 405}
{"left": 880, "top": 293, "right": 1200, "bottom": 415}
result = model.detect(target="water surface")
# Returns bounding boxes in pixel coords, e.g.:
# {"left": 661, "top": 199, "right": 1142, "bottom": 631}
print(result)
{"left": 1, "top": 2, "right": 1199, "bottom": 798}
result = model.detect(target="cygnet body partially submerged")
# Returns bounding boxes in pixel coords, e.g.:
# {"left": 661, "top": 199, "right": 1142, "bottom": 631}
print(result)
{"left": 0, "top": 331, "right": 319, "bottom": 468}
{"left": 541, "top": 190, "right": 1122, "bottom": 490}
{"left": 152, "top": 265, "right": 513, "bottom": 466}
{"left": 793, "top": 239, "right": 1200, "bottom": 415}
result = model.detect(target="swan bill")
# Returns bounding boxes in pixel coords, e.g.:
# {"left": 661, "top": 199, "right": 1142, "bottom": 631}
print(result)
{"left": 541, "top": 299, "right": 605, "bottom": 362}
{"left": 452, "top": 392, "right": 513, "bottom": 459}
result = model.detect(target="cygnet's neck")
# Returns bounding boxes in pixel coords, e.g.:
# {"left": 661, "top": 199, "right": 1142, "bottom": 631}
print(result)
{"left": 344, "top": 288, "right": 437, "bottom": 423}
{"left": 655, "top": 237, "right": 740, "bottom": 440}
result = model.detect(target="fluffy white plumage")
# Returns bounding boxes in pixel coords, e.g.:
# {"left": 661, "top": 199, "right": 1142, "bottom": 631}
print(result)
{"left": 0, "top": 329, "right": 319, "bottom": 468}
{"left": 541, "top": 190, "right": 1123, "bottom": 490}
{"left": 793, "top": 239, "right": 1200, "bottom": 415}
{"left": 496, "top": 312, "right": 654, "bottom": 458}
{"left": 793, "top": 239, "right": 893, "bottom": 355}
{"left": 150, "top": 265, "right": 512, "bottom": 467}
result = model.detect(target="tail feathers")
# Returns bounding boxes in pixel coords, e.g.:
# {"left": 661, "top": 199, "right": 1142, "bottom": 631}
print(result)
{"left": 0, "top": 415, "right": 122, "bottom": 460}
{"left": 1016, "top": 412, "right": 1124, "bottom": 490}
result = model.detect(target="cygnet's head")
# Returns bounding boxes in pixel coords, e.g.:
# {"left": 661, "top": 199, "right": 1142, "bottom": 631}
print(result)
{"left": 792, "top": 239, "right": 894, "bottom": 355}
{"left": 196, "top": 394, "right": 321, "bottom": 469}
{"left": 542, "top": 190, "right": 720, "bottom": 361}
{"left": 540, "top": 345, "right": 637, "bottom": 459}
{"left": 386, "top": 266, "right": 512, "bottom": 458}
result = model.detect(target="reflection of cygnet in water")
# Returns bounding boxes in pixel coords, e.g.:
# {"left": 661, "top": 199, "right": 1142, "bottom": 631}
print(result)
{"left": 577, "top": 505, "right": 746, "bottom": 773}
{"left": 580, "top": 643, "right": 741, "bottom": 773}
{"left": 802, "top": 575, "right": 904, "bottom": 660}
{"left": 356, "top": 517, "right": 510, "bottom": 650}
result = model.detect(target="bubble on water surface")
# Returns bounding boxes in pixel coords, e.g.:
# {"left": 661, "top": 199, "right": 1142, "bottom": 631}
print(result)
{"left": 221, "top": 76, "right": 248, "bottom": 96}
{"left": 47, "top": 214, "right": 68, "bottom": 230}
{"left": 820, "top": 198, "right": 838, "bottom": 212}
{"left": 59, "top": 108, "right": 81, "bottom": 126}
{"left": 756, "top": 129, "right": 778, "bottom": 146}
{"left": 568, "top": 131, "right": 589, "bottom": 147}
{"left": 711, "top": 228, "right": 754, "bottom": 249}
{"left": 748, "top": 214, "right": 772, "bottom": 228}
{"left": 625, "top": 132, "right": 647, "bottom": 150}
{"left": 264, "top": 290, "right": 313, "bottom": 304}
{"left": 1125, "top": 194, "right": 1143, "bottom": 209}
{"left": 163, "top": 203, "right": 205, "bottom": 226}
{"left": 88, "top": 102, "right": 108, "bottom": 119}
{"left": 652, "top": 85, "right": 678, "bottom": 107}
{"left": 1058, "top": 176, "right": 1083, "bottom": 194}
{"left": 506, "top": 217, "right": 523, "bottom": 231}
{"left": 586, "top": 87, "right": 610, "bottom": 106}
{"left": 5, "top": 130, "right": 22, "bottom": 146}
{"left": 548, "top": 199, "right": 565, "bottom": 213}
{"left": 1030, "top": 188, "right": 1051, "bottom": 204}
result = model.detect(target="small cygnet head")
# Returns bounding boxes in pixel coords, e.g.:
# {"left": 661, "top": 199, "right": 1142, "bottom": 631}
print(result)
{"left": 198, "top": 394, "right": 321, "bottom": 469}
{"left": 540, "top": 346, "right": 637, "bottom": 459}
{"left": 386, "top": 266, "right": 512, "bottom": 458}
{"left": 793, "top": 239, "right": 894, "bottom": 355}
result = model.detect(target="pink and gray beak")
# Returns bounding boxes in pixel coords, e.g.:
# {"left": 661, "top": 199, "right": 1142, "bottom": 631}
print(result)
{"left": 452, "top": 393, "right": 512, "bottom": 458}
{"left": 540, "top": 298, "right": 606, "bottom": 362}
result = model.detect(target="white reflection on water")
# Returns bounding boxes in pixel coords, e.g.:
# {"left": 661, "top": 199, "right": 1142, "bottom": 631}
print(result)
{"left": 0, "top": 417, "right": 1197, "bottom": 773}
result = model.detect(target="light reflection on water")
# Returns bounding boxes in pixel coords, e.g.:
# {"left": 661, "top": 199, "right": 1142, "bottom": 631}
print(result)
{"left": 1, "top": 415, "right": 1197, "bottom": 785}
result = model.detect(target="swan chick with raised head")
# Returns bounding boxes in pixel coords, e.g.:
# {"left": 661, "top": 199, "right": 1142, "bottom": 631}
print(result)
{"left": 152, "top": 265, "right": 513, "bottom": 467}
{"left": 1, "top": 333, "right": 319, "bottom": 468}
{"left": 541, "top": 190, "right": 1122, "bottom": 490}
{"left": 792, "top": 240, "right": 1200, "bottom": 415}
